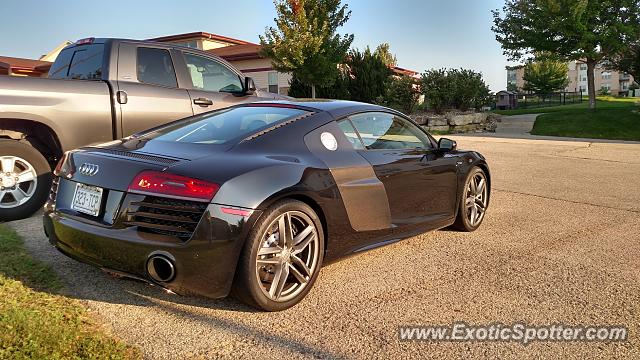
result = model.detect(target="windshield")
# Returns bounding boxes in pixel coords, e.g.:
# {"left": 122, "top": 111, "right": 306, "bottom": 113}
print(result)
{"left": 141, "top": 106, "right": 307, "bottom": 145}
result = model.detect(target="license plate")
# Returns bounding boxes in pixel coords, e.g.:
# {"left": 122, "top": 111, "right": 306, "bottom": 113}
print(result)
{"left": 71, "top": 183, "right": 103, "bottom": 216}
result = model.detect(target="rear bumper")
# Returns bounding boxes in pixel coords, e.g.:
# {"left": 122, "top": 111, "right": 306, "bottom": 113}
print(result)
{"left": 43, "top": 202, "right": 261, "bottom": 299}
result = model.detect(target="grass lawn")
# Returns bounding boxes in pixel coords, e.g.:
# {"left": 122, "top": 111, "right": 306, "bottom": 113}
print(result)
{"left": 494, "top": 96, "right": 638, "bottom": 115}
{"left": 497, "top": 97, "right": 640, "bottom": 141}
{"left": 0, "top": 224, "right": 140, "bottom": 360}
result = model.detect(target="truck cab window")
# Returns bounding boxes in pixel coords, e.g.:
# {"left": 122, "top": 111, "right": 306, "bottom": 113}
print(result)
{"left": 48, "top": 44, "right": 104, "bottom": 80}
{"left": 136, "top": 47, "right": 178, "bottom": 88}
{"left": 183, "top": 53, "right": 243, "bottom": 93}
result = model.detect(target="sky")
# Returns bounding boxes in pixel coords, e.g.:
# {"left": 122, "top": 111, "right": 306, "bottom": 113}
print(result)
{"left": 0, "top": 0, "right": 512, "bottom": 91}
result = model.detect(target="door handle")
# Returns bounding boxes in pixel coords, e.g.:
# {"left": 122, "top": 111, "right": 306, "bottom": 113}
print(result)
{"left": 116, "top": 90, "right": 127, "bottom": 104}
{"left": 193, "top": 97, "right": 213, "bottom": 106}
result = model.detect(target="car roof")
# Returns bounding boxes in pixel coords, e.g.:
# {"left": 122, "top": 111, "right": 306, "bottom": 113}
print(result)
{"left": 244, "top": 99, "right": 404, "bottom": 119}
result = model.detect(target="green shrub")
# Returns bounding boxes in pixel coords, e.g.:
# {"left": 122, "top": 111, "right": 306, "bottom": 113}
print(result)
{"left": 378, "top": 75, "right": 421, "bottom": 114}
{"left": 421, "top": 68, "right": 492, "bottom": 113}
{"left": 598, "top": 86, "right": 611, "bottom": 96}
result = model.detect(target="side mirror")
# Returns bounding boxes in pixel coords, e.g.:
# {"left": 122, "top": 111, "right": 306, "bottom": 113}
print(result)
{"left": 244, "top": 77, "right": 256, "bottom": 95}
{"left": 438, "top": 138, "right": 457, "bottom": 152}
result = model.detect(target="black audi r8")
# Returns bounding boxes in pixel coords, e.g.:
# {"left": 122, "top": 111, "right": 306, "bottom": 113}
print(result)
{"left": 44, "top": 100, "right": 490, "bottom": 311}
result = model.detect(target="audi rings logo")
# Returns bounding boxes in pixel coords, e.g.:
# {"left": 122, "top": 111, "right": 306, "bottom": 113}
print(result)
{"left": 79, "top": 163, "right": 100, "bottom": 176}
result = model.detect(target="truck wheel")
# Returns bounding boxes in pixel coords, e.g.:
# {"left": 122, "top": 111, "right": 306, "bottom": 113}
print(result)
{"left": 0, "top": 140, "right": 52, "bottom": 221}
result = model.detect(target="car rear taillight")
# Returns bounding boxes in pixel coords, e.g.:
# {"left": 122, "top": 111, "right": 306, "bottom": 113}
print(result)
{"left": 54, "top": 151, "right": 73, "bottom": 177}
{"left": 128, "top": 170, "right": 219, "bottom": 201}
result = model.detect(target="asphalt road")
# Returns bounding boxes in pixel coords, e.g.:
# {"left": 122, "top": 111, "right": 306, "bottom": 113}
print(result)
{"left": 8, "top": 132, "right": 640, "bottom": 359}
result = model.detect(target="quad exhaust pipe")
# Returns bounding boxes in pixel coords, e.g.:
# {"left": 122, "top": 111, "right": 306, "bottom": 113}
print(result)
{"left": 146, "top": 255, "right": 176, "bottom": 283}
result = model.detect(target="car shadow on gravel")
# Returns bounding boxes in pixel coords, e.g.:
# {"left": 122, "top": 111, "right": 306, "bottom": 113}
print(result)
{"left": 46, "top": 259, "right": 346, "bottom": 358}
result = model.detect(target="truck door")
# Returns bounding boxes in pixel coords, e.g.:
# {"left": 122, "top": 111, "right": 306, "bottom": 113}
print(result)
{"left": 177, "top": 51, "right": 251, "bottom": 115}
{"left": 115, "top": 43, "right": 193, "bottom": 137}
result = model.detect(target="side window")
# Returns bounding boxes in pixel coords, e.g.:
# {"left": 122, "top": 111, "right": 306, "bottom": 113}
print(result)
{"left": 349, "top": 112, "right": 431, "bottom": 150}
{"left": 268, "top": 71, "right": 279, "bottom": 93}
{"left": 337, "top": 119, "right": 364, "bottom": 150}
{"left": 136, "top": 47, "right": 177, "bottom": 88}
{"left": 183, "top": 53, "right": 243, "bottom": 93}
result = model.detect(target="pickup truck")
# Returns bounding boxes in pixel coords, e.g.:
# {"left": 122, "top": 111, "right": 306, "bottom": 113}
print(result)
{"left": 0, "top": 37, "right": 283, "bottom": 221}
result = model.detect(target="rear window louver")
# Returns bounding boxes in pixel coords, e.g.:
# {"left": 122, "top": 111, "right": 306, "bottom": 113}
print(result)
{"left": 241, "top": 111, "right": 316, "bottom": 142}
{"left": 84, "top": 148, "right": 181, "bottom": 165}
{"left": 124, "top": 196, "right": 208, "bottom": 241}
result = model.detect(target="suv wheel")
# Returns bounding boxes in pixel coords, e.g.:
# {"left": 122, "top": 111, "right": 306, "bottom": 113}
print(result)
{"left": 0, "top": 140, "right": 52, "bottom": 221}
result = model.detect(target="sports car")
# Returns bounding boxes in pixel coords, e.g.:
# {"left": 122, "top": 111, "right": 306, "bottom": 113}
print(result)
{"left": 43, "top": 100, "right": 490, "bottom": 311}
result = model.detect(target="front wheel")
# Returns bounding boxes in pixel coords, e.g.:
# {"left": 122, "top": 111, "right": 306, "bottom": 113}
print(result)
{"left": 0, "top": 140, "right": 52, "bottom": 221}
{"left": 451, "top": 167, "right": 489, "bottom": 232}
{"left": 232, "top": 200, "right": 324, "bottom": 311}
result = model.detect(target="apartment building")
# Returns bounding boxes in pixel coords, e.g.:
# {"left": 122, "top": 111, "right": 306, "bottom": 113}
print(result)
{"left": 566, "top": 61, "right": 634, "bottom": 94}
{"left": 506, "top": 61, "right": 635, "bottom": 95}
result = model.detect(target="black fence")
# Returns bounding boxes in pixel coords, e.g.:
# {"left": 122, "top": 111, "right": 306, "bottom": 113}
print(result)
{"left": 516, "top": 91, "right": 584, "bottom": 109}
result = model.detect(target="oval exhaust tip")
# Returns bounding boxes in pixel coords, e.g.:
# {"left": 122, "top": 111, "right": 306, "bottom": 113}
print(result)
{"left": 146, "top": 255, "right": 176, "bottom": 283}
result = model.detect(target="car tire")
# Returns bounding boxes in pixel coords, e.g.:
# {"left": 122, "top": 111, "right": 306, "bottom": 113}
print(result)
{"left": 451, "top": 166, "right": 489, "bottom": 232}
{"left": 232, "top": 199, "right": 324, "bottom": 311}
{"left": 0, "top": 139, "right": 52, "bottom": 222}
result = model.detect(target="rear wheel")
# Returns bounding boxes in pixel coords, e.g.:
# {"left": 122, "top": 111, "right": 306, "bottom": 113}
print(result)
{"left": 451, "top": 167, "right": 488, "bottom": 232}
{"left": 232, "top": 200, "right": 324, "bottom": 311}
{"left": 0, "top": 140, "right": 52, "bottom": 221}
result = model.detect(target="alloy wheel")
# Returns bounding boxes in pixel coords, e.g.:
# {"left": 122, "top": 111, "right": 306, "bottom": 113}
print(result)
{"left": 0, "top": 156, "right": 38, "bottom": 209}
{"left": 465, "top": 171, "right": 487, "bottom": 227}
{"left": 255, "top": 210, "right": 320, "bottom": 302}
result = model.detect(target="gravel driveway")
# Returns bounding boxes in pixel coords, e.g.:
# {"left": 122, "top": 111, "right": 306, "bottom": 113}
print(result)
{"left": 8, "top": 135, "right": 640, "bottom": 359}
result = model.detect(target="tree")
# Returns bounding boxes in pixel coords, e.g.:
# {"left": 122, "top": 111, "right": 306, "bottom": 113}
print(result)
{"left": 287, "top": 45, "right": 391, "bottom": 101}
{"left": 374, "top": 43, "right": 397, "bottom": 66}
{"left": 610, "top": 42, "right": 640, "bottom": 82}
{"left": 378, "top": 76, "right": 420, "bottom": 114}
{"left": 421, "top": 68, "right": 492, "bottom": 113}
{"left": 522, "top": 58, "right": 569, "bottom": 95}
{"left": 492, "top": 0, "right": 640, "bottom": 110}
{"left": 448, "top": 69, "right": 492, "bottom": 111}
{"left": 346, "top": 47, "right": 392, "bottom": 103}
{"left": 421, "top": 69, "right": 451, "bottom": 113}
{"left": 287, "top": 71, "right": 350, "bottom": 99}
{"left": 260, "top": 0, "right": 354, "bottom": 98}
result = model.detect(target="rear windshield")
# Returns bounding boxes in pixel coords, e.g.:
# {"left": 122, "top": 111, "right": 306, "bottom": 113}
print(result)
{"left": 142, "top": 106, "right": 307, "bottom": 144}
{"left": 48, "top": 44, "right": 104, "bottom": 80}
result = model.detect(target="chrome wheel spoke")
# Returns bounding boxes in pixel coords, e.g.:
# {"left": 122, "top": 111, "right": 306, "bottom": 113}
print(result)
{"left": 269, "top": 262, "right": 289, "bottom": 299}
{"left": 0, "top": 190, "right": 6, "bottom": 203}
{"left": 1, "top": 157, "right": 15, "bottom": 173}
{"left": 278, "top": 213, "right": 294, "bottom": 247}
{"left": 258, "top": 246, "right": 282, "bottom": 256}
{"left": 291, "top": 254, "right": 311, "bottom": 278}
{"left": 470, "top": 205, "right": 478, "bottom": 224}
{"left": 476, "top": 178, "right": 485, "bottom": 196}
{"left": 293, "top": 226, "right": 315, "bottom": 254}
{"left": 257, "top": 257, "right": 281, "bottom": 266}
{"left": 289, "top": 263, "right": 309, "bottom": 284}
{"left": 16, "top": 170, "right": 35, "bottom": 184}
